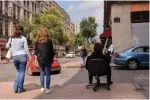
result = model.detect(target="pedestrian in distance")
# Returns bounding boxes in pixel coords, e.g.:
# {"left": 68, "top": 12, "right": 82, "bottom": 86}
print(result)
{"left": 34, "top": 27, "right": 55, "bottom": 94}
{"left": 80, "top": 45, "right": 88, "bottom": 66}
{"left": 6, "top": 25, "right": 30, "bottom": 93}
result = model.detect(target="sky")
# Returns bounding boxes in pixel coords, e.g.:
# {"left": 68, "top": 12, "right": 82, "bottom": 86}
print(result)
{"left": 56, "top": 0, "right": 104, "bottom": 37}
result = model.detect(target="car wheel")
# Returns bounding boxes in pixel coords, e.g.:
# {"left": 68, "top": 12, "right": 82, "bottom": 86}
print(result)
{"left": 28, "top": 67, "right": 33, "bottom": 76}
{"left": 127, "top": 60, "right": 139, "bottom": 70}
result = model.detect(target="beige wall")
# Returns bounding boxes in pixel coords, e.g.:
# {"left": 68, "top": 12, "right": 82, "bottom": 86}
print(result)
{"left": 111, "top": 3, "right": 132, "bottom": 52}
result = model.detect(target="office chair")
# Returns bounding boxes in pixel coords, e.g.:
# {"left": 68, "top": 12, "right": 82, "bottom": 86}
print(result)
{"left": 86, "top": 59, "right": 110, "bottom": 92}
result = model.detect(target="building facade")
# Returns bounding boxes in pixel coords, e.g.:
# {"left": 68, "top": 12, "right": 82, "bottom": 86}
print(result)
{"left": 0, "top": 1, "right": 42, "bottom": 38}
{"left": 0, "top": 1, "right": 74, "bottom": 58}
{"left": 49, "top": 1, "right": 75, "bottom": 35}
{"left": 101, "top": 1, "right": 149, "bottom": 52}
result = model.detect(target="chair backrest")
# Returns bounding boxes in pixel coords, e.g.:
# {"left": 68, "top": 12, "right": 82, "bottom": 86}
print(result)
{"left": 87, "top": 59, "right": 107, "bottom": 76}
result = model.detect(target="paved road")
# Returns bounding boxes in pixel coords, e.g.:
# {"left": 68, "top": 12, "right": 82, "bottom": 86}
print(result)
{"left": 0, "top": 58, "right": 149, "bottom": 98}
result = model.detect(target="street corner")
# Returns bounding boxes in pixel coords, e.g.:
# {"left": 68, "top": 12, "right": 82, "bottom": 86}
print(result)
{"left": 37, "top": 83, "right": 146, "bottom": 99}
{"left": 80, "top": 83, "right": 146, "bottom": 99}
{"left": 61, "top": 60, "right": 83, "bottom": 68}
{"left": 0, "top": 81, "right": 42, "bottom": 99}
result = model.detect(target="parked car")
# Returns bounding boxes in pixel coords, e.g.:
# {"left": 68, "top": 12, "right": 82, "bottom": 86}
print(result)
{"left": 27, "top": 50, "right": 61, "bottom": 75}
{"left": 65, "top": 52, "right": 75, "bottom": 58}
{"left": 114, "top": 46, "right": 149, "bottom": 70}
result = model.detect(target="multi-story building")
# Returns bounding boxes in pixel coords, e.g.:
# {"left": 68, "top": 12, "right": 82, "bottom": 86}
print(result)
{"left": 0, "top": 1, "right": 42, "bottom": 38}
{"left": 0, "top": 1, "right": 44, "bottom": 59}
{"left": 49, "top": 1, "right": 75, "bottom": 35}
{"left": 100, "top": 1, "right": 149, "bottom": 52}
{"left": 75, "top": 24, "right": 80, "bottom": 34}
{"left": 0, "top": 1, "right": 75, "bottom": 58}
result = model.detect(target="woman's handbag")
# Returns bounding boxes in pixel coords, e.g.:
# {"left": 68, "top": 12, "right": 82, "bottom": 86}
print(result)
{"left": 6, "top": 38, "right": 12, "bottom": 59}
{"left": 6, "top": 48, "right": 12, "bottom": 59}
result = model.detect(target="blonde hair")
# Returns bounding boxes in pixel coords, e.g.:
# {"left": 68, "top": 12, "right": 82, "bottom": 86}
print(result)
{"left": 35, "top": 27, "right": 50, "bottom": 43}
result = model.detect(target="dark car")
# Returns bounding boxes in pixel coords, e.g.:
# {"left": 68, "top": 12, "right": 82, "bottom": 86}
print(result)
{"left": 114, "top": 46, "right": 149, "bottom": 70}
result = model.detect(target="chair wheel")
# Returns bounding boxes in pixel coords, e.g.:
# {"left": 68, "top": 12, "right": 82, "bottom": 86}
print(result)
{"left": 93, "top": 87, "right": 97, "bottom": 92}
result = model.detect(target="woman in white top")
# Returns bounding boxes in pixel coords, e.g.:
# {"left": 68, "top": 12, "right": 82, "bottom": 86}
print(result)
{"left": 6, "top": 25, "right": 30, "bottom": 93}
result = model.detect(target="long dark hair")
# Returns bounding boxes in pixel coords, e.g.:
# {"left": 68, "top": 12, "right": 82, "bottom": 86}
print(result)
{"left": 12, "top": 25, "right": 23, "bottom": 38}
{"left": 93, "top": 43, "right": 103, "bottom": 55}
{"left": 35, "top": 27, "right": 50, "bottom": 43}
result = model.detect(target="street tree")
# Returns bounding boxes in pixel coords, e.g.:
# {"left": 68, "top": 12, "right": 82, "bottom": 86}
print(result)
{"left": 74, "top": 33, "right": 86, "bottom": 46}
{"left": 80, "top": 16, "right": 98, "bottom": 46}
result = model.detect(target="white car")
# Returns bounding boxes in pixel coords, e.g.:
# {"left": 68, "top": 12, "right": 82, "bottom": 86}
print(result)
{"left": 65, "top": 52, "right": 75, "bottom": 58}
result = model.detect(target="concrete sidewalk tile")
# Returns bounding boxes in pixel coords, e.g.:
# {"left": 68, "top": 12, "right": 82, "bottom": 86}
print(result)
{"left": 48, "top": 84, "right": 85, "bottom": 99}
{"left": 0, "top": 82, "right": 42, "bottom": 99}
{"left": 0, "top": 81, "right": 146, "bottom": 99}
{"left": 80, "top": 83, "right": 146, "bottom": 99}
{"left": 61, "top": 60, "right": 82, "bottom": 68}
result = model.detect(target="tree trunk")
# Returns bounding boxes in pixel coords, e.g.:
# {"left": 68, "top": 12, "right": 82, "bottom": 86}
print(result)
{"left": 86, "top": 38, "right": 90, "bottom": 48}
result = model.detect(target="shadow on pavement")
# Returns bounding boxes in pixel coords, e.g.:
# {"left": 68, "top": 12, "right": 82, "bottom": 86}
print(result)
{"left": 34, "top": 64, "right": 149, "bottom": 99}
{"left": 24, "top": 83, "right": 40, "bottom": 91}
{"left": 34, "top": 67, "right": 87, "bottom": 99}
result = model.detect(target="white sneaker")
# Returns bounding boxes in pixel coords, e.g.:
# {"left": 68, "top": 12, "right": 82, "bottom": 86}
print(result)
{"left": 45, "top": 89, "right": 52, "bottom": 94}
{"left": 41, "top": 88, "right": 45, "bottom": 92}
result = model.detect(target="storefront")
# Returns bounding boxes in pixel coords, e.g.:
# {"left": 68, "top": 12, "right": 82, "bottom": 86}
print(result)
{"left": 100, "top": 29, "right": 112, "bottom": 48}
{"left": 0, "top": 39, "right": 7, "bottom": 60}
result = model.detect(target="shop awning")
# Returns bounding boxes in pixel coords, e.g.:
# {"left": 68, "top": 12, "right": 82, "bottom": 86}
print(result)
{"left": 100, "top": 29, "right": 112, "bottom": 38}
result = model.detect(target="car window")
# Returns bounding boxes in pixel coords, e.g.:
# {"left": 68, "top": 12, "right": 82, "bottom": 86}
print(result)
{"left": 144, "top": 47, "right": 149, "bottom": 53}
{"left": 133, "top": 47, "right": 144, "bottom": 53}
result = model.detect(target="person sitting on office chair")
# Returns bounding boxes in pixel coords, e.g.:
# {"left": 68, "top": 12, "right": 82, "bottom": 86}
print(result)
{"left": 86, "top": 43, "right": 113, "bottom": 85}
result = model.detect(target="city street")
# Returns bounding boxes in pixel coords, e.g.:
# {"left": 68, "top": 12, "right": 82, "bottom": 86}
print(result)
{"left": 0, "top": 57, "right": 149, "bottom": 99}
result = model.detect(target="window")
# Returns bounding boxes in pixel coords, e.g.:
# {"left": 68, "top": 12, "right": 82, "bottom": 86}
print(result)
{"left": 24, "top": 1, "right": 26, "bottom": 7}
{"left": 114, "top": 17, "right": 120, "bottom": 23}
{"left": 5, "top": 20, "right": 8, "bottom": 36}
{"left": 24, "top": 10, "right": 26, "bottom": 20}
{"left": 27, "top": 12, "right": 29, "bottom": 20}
{"left": 17, "top": 7, "right": 20, "bottom": 20}
{"left": 32, "top": 2, "right": 34, "bottom": 12}
{"left": 5, "top": 1, "right": 8, "bottom": 15}
{"left": 131, "top": 11, "right": 149, "bottom": 23}
{"left": 13, "top": 4, "right": 16, "bottom": 18}
{"left": 0, "top": 18, "right": 3, "bottom": 36}
{"left": 133, "top": 47, "right": 144, "bottom": 53}
{"left": 144, "top": 47, "right": 149, "bottom": 52}
{"left": 0, "top": 1, "right": 2, "bottom": 14}
{"left": 27, "top": 1, "right": 29, "bottom": 9}
{"left": 35, "top": 4, "right": 36, "bottom": 12}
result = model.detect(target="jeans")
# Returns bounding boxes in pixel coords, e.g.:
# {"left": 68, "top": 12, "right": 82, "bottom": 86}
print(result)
{"left": 82, "top": 56, "right": 86, "bottom": 65}
{"left": 39, "top": 62, "right": 52, "bottom": 89}
{"left": 13, "top": 54, "right": 27, "bottom": 92}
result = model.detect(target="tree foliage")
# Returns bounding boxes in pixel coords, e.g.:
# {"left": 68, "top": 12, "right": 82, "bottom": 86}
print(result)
{"left": 80, "top": 16, "right": 98, "bottom": 45}
{"left": 20, "top": 7, "right": 65, "bottom": 44}
{"left": 74, "top": 33, "right": 86, "bottom": 46}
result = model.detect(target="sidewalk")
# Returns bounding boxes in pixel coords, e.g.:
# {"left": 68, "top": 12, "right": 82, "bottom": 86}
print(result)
{"left": 0, "top": 81, "right": 146, "bottom": 99}
{"left": 61, "top": 60, "right": 83, "bottom": 68}
{"left": 0, "top": 60, "right": 147, "bottom": 99}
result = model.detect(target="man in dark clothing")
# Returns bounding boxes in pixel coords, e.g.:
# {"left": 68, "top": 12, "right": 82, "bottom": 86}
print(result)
{"left": 80, "top": 45, "right": 88, "bottom": 66}
{"left": 86, "top": 43, "right": 113, "bottom": 85}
